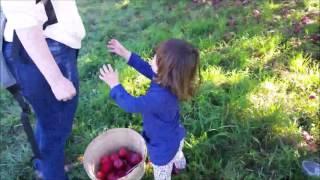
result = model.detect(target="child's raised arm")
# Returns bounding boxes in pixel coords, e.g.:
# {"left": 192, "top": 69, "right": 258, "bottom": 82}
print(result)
{"left": 107, "top": 39, "right": 155, "bottom": 80}
{"left": 110, "top": 84, "right": 155, "bottom": 113}
{"left": 126, "top": 53, "right": 155, "bottom": 80}
{"left": 99, "top": 64, "right": 156, "bottom": 113}
{"left": 107, "top": 39, "right": 131, "bottom": 61}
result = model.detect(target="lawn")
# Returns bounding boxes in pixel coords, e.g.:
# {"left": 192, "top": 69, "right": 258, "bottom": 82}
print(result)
{"left": 0, "top": 0, "right": 319, "bottom": 179}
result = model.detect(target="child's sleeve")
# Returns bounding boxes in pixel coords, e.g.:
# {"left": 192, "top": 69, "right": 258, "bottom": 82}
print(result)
{"left": 127, "top": 53, "right": 155, "bottom": 80}
{"left": 109, "top": 84, "right": 154, "bottom": 113}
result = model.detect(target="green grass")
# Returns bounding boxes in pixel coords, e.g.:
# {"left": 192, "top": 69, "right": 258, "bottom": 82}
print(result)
{"left": 0, "top": 0, "right": 319, "bottom": 179}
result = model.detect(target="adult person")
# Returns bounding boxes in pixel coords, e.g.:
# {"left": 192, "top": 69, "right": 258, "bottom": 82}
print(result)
{"left": 1, "top": 1, "right": 85, "bottom": 179}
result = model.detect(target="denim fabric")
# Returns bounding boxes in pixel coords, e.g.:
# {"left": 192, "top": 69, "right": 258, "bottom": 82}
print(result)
{"left": 3, "top": 38, "right": 79, "bottom": 180}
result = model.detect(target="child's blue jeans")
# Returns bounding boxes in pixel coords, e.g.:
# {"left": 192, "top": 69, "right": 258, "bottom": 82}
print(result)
{"left": 3, "top": 38, "right": 79, "bottom": 180}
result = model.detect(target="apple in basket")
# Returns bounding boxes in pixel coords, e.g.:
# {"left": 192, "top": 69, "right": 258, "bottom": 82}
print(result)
{"left": 118, "top": 147, "right": 128, "bottom": 158}
{"left": 128, "top": 152, "right": 142, "bottom": 166}
{"left": 96, "top": 147, "right": 143, "bottom": 180}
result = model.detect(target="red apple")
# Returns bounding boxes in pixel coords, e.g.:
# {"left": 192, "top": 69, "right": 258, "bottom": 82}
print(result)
{"left": 107, "top": 172, "right": 118, "bottom": 180}
{"left": 121, "top": 159, "right": 129, "bottom": 170}
{"left": 110, "top": 153, "right": 120, "bottom": 161}
{"left": 101, "top": 162, "right": 113, "bottom": 174}
{"left": 125, "top": 163, "right": 133, "bottom": 171}
{"left": 118, "top": 147, "right": 128, "bottom": 159}
{"left": 100, "top": 155, "right": 111, "bottom": 165}
{"left": 113, "top": 159, "right": 124, "bottom": 169}
{"left": 99, "top": 155, "right": 113, "bottom": 173}
{"left": 96, "top": 171, "right": 105, "bottom": 180}
{"left": 125, "top": 150, "right": 133, "bottom": 161}
{"left": 117, "top": 170, "right": 126, "bottom": 178}
{"left": 128, "top": 152, "right": 142, "bottom": 166}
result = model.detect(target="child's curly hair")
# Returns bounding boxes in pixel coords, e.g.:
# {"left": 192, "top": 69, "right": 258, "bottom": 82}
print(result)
{"left": 155, "top": 39, "right": 200, "bottom": 100}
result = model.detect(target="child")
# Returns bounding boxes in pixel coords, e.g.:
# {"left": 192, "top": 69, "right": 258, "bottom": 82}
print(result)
{"left": 99, "top": 38, "right": 199, "bottom": 180}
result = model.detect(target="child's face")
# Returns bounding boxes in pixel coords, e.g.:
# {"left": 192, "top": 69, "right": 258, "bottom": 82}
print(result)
{"left": 150, "top": 55, "right": 158, "bottom": 73}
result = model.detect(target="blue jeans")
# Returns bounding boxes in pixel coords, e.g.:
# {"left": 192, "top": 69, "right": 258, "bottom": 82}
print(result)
{"left": 3, "top": 39, "right": 79, "bottom": 180}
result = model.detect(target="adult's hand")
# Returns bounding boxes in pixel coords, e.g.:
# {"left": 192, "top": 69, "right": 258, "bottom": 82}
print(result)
{"left": 50, "top": 76, "right": 76, "bottom": 101}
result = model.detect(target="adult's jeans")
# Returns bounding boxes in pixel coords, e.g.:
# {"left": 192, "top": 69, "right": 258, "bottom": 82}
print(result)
{"left": 3, "top": 38, "right": 79, "bottom": 180}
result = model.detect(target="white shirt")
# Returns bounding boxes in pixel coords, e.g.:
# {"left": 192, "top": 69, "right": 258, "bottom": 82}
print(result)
{"left": 1, "top": 0, "right": 86, "bottom": 49}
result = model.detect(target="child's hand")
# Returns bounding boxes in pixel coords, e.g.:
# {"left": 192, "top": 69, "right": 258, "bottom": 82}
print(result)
{"left": 107, "top": 39, "right": 131, "bottom": 62}
{"left": 99, "top": 64, "right": 120, "bottom": 89}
